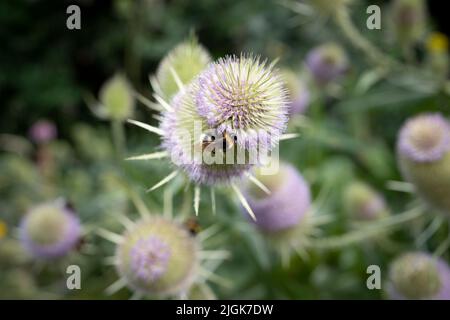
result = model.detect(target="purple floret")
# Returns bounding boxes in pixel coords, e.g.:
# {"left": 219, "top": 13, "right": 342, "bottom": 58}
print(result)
{"left": 130, "top": 236, "right": 171, "bottom": 282}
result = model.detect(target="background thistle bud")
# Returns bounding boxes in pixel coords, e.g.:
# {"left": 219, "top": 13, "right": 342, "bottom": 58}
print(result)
{"left": 343, "top": 181, "right": 389, "bottom": 221}
{"left": 397, "top": 113, "right": 450, "bottom": 216}
{"left": 243, "top": 163, "right": 311, "bottom": 233}
{"left": 99, "top": 73, "right": 134, "bottom": 121}
{"left": 155, "top": 37, "right": 211, "bottom": 100}
{"left": 29, "top": 119, "right": 57, "bottom": 144}
{"left": 19, "top": 201, "right": 81, "bottom": 259}
{"left": 389, "top": 252, "right": 450, "bottom": 299}
{"left": 281, "top": 69, "right": 310, "bottom": 115}
{"left": 391, "top": 0, "right": 427, "bottom": 46}
{"left": 305, "top": 43, "right": 349, "bottom": 85}
{"left": 196, "top": 55, "right": 289, "bottom": 150}
{"left": 115, "top": 217, "right": 199, "bottom": 297}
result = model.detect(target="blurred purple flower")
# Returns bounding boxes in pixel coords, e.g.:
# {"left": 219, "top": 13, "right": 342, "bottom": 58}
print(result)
{"left": 306, "top": 43, "right": 349, "bottom": 85}
{"left": 290, "top": 87, "right": 310, "bottom": 115}
{"left": 29, "top": 119, "right": 57, "bottom": 144}
{"left": 281, "top": 69, "right": 310, "bottom": 115}
{"left": 20, "top": 202, "right": 81, "bottom": 259}
{"left": 397, "top": 113, "right": 450, "bottom": 163}
{"left": 244, "top": 163, "right": 311, "bottom": 232}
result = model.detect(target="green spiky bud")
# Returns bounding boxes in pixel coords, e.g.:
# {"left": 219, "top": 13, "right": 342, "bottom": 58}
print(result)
{"left": 397, "top": 113, "right": 450, "bottom": 216}
{"left": 343, "top": 181, "right": 389, "bottom": 221}
{"left": 389, "top": 252, "right": 443, "bottom": 299}
{"left": 391, "top": 0, "right": 427, "bottom": 46}
{"left": 99, "top": 73, "right": 134, "bottom": 121}
{"left": 155, "top": 37, "right": 211, "bottom": 100}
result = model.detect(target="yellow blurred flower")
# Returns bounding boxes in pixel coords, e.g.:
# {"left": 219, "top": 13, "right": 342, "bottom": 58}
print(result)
{"left": 0, "top": 220, "right": 7, "bottom": 239}
{"left": 427, "top": 33, "right": 449, "bottom": 54}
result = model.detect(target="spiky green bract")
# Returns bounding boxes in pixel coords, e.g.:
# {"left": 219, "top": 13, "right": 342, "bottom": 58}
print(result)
{"left": 196, "top": 54, "right": 289, "bottom": 150}
{"left": 155, "top": 38, "right": 211, "bottom": 100}
{"left": 99, "top": 73, "right": 134, "bottom": 121}
{"left": 389, "top": 252, "right": 450, "bottom": 300}
{"left": 187, "top": 284, "right": 216, "bottom": 300}
{"left": 397, "top": 113, "right": 450, "bottom": 216}
{"left": 115, "top": 216, "right": 199, "bottom": 297}
{"left": 343, "top": 181, "right": 389, "bottom": 221}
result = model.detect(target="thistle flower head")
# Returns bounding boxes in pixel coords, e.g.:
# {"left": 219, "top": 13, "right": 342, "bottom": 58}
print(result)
{"left": 241, "top": 163, "right": 326, "bottom": 265}
{"left": 156, "top": 37, "right": 211, "bottom": 99}
{"left": 99, "top": 73, "right": 134, "bottom": 121}
{"left": 281, "top": 69, "right": 310, "bottom": 115}
{"left": 343, "top": 182, "right": 389, "bottom": 221}
{"left": 243, "top": 163, "right": 311, "bottom": 232}
{"left": 160, "top": 85, "right": 251, "bottom": 185}
{"left": 389, "top": 252, "right": 450, "bottom": 300}
{"left": 196, "top": 55, "right": 289, "bottom": 149}
{"left": 19, "top": 201, "right": 81, "bottom": 259}
{"left": 29, "top": 119, "right": 57, "bottom": 144}
{"left": 397, "top": 113, "right": 450, "bottom": 163}
{"left": 115, "top": 217, "right": 199, "bottom": 296}
{"left": 397, "top": 114, "right": 450, "bottom": 216}
{"left": 306, "top": 43, "right": 349, "bottom": 85}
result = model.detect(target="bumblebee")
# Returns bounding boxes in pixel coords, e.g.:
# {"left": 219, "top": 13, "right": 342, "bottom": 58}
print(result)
{"left": 184, "top": 218, "right": 202, "bottom": 236}
{"left": 200, "top": 131, "right": 237, "bottom": 155}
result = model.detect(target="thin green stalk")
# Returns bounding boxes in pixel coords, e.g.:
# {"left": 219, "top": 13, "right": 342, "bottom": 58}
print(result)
{"left": 334, "top": 6, "right": 395, "bottom": 70}
{"left": 111, "top": 120, "right": 126, "bottom": 160}
{"left": 309, "top": 206, "right": 424, "bottom": 250}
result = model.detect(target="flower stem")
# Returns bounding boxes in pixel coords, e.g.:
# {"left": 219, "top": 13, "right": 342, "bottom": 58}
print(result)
{"left": 309, "top": 206, "right": 425, "bottom": 250}
{"left": 333, "top": 6, "right": 395, "bottom": 70}
{"left": 111, "top": 120, "right": 126, "bottom": 160}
